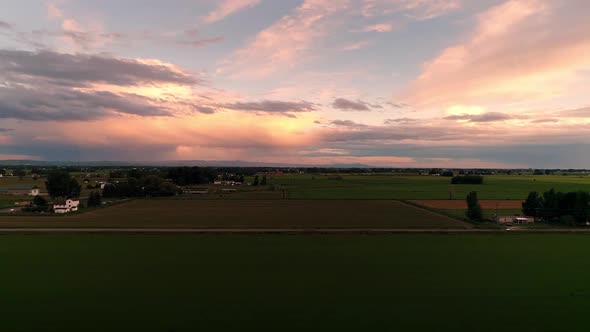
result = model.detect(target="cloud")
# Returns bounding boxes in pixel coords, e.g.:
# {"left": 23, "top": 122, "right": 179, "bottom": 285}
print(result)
{"left": 321, "top": 124, "right": 481, "bottom": 143}
{"left": 0, "top": 86, "right": 171, "bottom": 121}
{"left": 0, "top": 20, "right": 12, "bottom": 29}
{"left": 404, "top": 0, "right": 590, "bottom": 107}
{"left": 220, "top": 0, "right": 461, "bottom": 78}
{"left": 362, "top": 23, "right": 393, "bottom": 32}
{"left": 341, "top": 40, "right": 373, "bottom": 51}
{"left": 530, "top": 118, "right": 559, "bottom": 124}
{"left": 384, "top": 118, "right": 419, "bottom": 124}
{"left": 560, "top": 106, "right": 590, "bottom": 118}
{"left": 332, "top": 98, "right": 371, "bottom": 111}
{"left": 219, "top": 0, "right": 350, "bottom": 78}
{"left": 361, "top": 0, "right": 461, "bottom": 19}
{"left": 0, "top": 49, "right": 199, "bottom": 86}
{"left": 177, "top": 36, "right": 224, "bottom": 47}
{"left": 187, "top": 105, "right": 218, "bottom": 114}
{"left": 203, "top": 0, "right": 261, "bottom": 24}
{"left": 220, "top": 100, "right": 316, "bottom": 117}
{"left": 444, "top": 112, "right": 514, "bottom": 122}
{"left": 330, "top": 120, "right": 369, "bottom": 128}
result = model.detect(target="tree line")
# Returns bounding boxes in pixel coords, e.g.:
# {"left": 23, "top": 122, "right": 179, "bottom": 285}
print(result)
{"left": 523, "top": 189, "right": 590, "bottom": 225}
{"left": 451, "top": 175, "right": 484, "bottom": 184}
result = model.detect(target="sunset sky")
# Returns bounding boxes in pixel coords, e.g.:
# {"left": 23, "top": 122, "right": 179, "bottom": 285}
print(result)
{"left": 0, "top": 0, "right": 589, "bottom": 167}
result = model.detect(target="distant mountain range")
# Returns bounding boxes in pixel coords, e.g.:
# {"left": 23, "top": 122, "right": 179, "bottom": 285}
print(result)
{"left": 0, "top": 160, "right": 376, "bottom": 168}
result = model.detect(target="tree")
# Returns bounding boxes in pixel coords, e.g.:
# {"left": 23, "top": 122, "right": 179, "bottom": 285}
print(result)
{"left": 465, "top": 191, "right": 482, "bottom": 220}
{"left": 260, "top": 175, "right": 267, "bottom": 185}
{"left": 45, "top": 170, "right": 81, "bottom": 198}
{"left": 253, "top": 175, "right": 259, "bottom": 186}
{"left": 14, "top": 168, "right": 26, "bottom": 181}
{"left": 522, "top": 192, "right": 542, "bottom": 217}
{"left": 33, "top": 195, "right": 48, "bottom": 207}
{"left": 87, "top": 191, "right": 102, "bottom": 207}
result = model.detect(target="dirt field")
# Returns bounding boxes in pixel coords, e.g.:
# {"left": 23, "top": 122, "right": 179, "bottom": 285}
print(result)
{"left": 410, "top": 200, "right": 524, "bottom": 209}
{"left": 0, "top": 199, "right": 471, "bottom": 229}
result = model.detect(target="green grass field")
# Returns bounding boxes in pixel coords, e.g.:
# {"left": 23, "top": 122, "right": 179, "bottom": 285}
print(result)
{"left": 270, "top": 174, "right": 590, "bottom": 200}
{"left": 0, "top": 199, "right": 470, "bottom": 229}
{"left": 2, "top": 233, "right": 590, "bottom": 331}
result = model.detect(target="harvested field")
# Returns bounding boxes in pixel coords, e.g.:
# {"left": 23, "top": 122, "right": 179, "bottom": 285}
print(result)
{"left": 411, "top": 199, "right": 523, "bottom": 210}
{"left": 0, "top": 199, "right": 471, "bottom": 229}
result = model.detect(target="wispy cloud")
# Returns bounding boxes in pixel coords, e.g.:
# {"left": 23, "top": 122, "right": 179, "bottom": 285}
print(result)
{"left": 362, "top": 22, "right": 393, "bottom": 32}
{"left": 203, "top": 0, "right": 261, "bottom": 24}
{"left": 444, "top": 112, "right": 515, "bottom": 122}
{"left": 177, "top": 36, "right": 224, "bottom": 47}
{"left": 220, "top": 100, "right": 316, "bottom": 117}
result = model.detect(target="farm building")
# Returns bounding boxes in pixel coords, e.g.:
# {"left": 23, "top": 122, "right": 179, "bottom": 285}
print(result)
{"left": 497, "top": 216, "right": 535, "bottom": 224}
{"left": 53, "top": 198, "right": 80, "bottom": 214}
{"left": 0, "top": 185, "right": 41, "bottom": 196}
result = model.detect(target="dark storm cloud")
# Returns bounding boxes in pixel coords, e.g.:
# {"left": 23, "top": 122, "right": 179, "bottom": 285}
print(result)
{"left": 0, "top": 86, "right": 171, "bottom": 121}
{"left": 221, "top": 100, "right": 316, "bottom": 116}
{"left": 0, "top": 49, "right": 199, "bottom": 86}
{"left": 332, "top": 98, "right": 370, "bottom": 111}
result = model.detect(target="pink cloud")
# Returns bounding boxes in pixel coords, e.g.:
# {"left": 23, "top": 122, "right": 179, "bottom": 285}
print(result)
{"left": 404, "top": 0, "right": 590, "bottom": 108}
{"left": 341, "top": 40, "right": 373, "bottom": 51}
{"left": 219, "top": 0, "right": 461, "bottom": 78}
{"left": 361, "top": 0, "right": 461, "bottom": 19}
{"left": 219, "top": 0, "right": 350, "bottom": 78}
{"left": 203, "top": 0, "right": 261, "bottom": 24}
{"left": 362, "top": 23, "right": 394, "bottom": 32}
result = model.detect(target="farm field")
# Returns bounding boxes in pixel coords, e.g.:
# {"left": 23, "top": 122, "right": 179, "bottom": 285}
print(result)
{"left": 270, "top": 174, "right": 590, "bottom": 200}
{"left": 0, "top": 199, "right": 470, "bottom": 229}
{"left": 2, "top": 234, "right": 590, "bottom": 331}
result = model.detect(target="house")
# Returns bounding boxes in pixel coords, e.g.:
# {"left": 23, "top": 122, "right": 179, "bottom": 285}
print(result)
{"left": 53, "top": 198, "right": 80, "bottom": 214}
{"left": 497, "top": 216, "right": 535, "bottom": 224}
{"left": 0, "top": 185, "right": 41, "bottom": 196}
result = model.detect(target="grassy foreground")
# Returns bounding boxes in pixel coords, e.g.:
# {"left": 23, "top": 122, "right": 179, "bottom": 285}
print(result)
{"left": 2, "top": 234, "right": 590, "bottom": 331}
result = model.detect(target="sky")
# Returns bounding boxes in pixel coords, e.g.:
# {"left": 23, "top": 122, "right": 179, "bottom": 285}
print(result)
{"left": 0, "top": 0, "right": 589, "bottom": 168}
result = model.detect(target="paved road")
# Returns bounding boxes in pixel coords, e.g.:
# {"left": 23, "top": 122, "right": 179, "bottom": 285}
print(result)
{"left": 0, "top": 227, "right": 589, "bottom": 233}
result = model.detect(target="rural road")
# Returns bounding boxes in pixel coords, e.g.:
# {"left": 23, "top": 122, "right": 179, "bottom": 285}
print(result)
{"left": 1, "top": 228, "right": 590, "bottom": 233}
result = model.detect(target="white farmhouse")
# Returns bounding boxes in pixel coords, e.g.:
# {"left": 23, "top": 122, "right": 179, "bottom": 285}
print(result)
{"left": 53, "top": 198, "right": 80, "bottom": 214}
